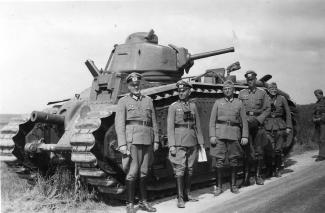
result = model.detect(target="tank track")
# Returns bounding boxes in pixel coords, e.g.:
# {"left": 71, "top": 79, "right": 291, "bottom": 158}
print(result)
{"left": 71, "top": 110, "right": 125, "bottom": 196}
{"left": 0, "top": 115, "right": 37, "bottom": 180}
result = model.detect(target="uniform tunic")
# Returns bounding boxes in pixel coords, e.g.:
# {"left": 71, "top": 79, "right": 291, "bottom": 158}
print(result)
{"left": 264, "top": 95, "right": 292, "bottom": 152}
{"left": 239, "top": 88, "right": 271, "bottom": 159}
{"left": 312, "top": 97, "right": 325, "bottom": 158}
{"left": 115, "top": 94, "right": 158, "bottom": 181}
{"left": 209, "top": 97, "right": 248, "bottom": 167}
{"left": 167, "top": 100, "right": 204, "bottom": 177}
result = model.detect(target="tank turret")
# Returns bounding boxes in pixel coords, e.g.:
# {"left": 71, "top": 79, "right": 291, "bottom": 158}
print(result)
{"left": 105, "top": 29, "right": 234, "bottom": 82}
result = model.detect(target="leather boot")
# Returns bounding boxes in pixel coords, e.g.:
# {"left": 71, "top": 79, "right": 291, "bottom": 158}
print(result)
{"left": 230, "top": 167, "right": 239, "bottom": 194}
{"left": 176, "top": 176, "right": 185, "bottom": 208}
{"left": 138, "top": 177, "right": 156, "bottom": 212}
{"left": 126, "top": 180, "right": 136, "bottom": 213}
{"left": 274, "top": 154, "right": 282, "bottom": 178}
{"left": 241, "top": 161, "right": 253, "bottom": 187}
{"left": 183, "top": 173, "right": 198, "bottom": 202}
{"left": 255, "top": 159, "right": 264, "bottom": 185}
{"left": 213, "top": 168, "right": 223, "bottom": 196}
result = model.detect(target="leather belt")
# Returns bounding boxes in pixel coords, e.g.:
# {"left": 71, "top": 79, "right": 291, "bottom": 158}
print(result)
{"left": 246, "top": 111, "right": 261, "bottom": 116}
{"left": 216, "top": 120, "right": 240, "bottom": 127}
{"left": 175, "top": 124, "right": 195, "bottom": 129}
{"left": 126, "top": 120, "right": 152, "bottom": 127}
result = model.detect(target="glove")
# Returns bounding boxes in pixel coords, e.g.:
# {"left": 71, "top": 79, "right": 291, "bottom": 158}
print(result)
{"left": 169, "top": 146, "right": 176, "bottom": 156}
{"left": 248, "top": 117, "right": 260, "bottom": 128}
{"left": 210, "top": 137, "right": 217, "bottom": 146}
{"left": 241, "top": 138, "right": 248, "bottom": 145}
{"left": 286, "top": 128, "right": 291, "bottom": 134}
{"left": 154, "top": 142, "right": 159, "bottom": 152}
{"left": 119, "top": 145, "right": 130, "bottom": 156}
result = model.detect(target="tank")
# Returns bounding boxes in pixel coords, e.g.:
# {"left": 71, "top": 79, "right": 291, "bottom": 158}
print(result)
{"left": 0, "top": 30, "right": 297, "bottom": 198}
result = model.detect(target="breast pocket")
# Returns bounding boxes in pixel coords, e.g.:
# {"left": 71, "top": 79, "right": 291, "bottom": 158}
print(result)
{"left": 256, "top": 98, "right": 263, "bottom": 108}
{"left": 175, "top": 109, "right": 183, "bottom": 122}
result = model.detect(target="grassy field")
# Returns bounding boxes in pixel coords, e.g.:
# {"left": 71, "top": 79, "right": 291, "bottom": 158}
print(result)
{"left": 0, "top": 104, "right": 319, "bottom": 212}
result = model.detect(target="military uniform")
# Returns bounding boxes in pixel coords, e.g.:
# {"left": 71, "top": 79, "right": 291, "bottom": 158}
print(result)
{"left": 115, "top": 72, "right": 158, "bottom": 213}
{"left": 209, "top": 83, "right": 249, "bottom": 195}
{"left": 312, "top": 90, "right": 325, "bottom": 161}
{"left": 239, "top": 70, "right": 270, "bottom": 186}
{"left": 209, "top": 97, "right": 248, "bottom": 167}
{"left": 264, "top": 83, "right": 292, "bottom": 177}
{"left": 167, "top": 80, "right": 204, "bottom": 208}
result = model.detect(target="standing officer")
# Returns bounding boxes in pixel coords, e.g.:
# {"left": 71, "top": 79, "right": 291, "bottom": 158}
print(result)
{"left": 312, "top": 89, "right": 325, "bottom": 162}
{"left": 209, "top": 80, "right": 248, "bottom": 195}
{"left": 167, "top": 80, "right": 204, "bottom": 208}
{"left": 239, "top": 70, "right": 270, "bottom": 186}
{"left": 115, "top": 72, "right": 159, "bottom": 213}
{"left": 264, "top": 82, "right": 292, "bottom": 177}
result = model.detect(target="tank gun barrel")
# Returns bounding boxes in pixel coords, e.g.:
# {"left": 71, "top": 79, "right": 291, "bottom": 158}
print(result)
{"left": 31, "top": 111, "right": 65, "bottom": 125}
{"left": 190, "top": 47, "right": 235, "bottom": 61}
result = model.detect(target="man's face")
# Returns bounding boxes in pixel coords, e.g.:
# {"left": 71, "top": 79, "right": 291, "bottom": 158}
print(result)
{"left": 128, "top": 81, "right": 141, "bottom": 95}
{"left": 223, "top": 86, "right": 234, "bottom": 98}
{"left": 315, "top": 92, "right": 323, "bottom": 101}
{"left": 178, "top": 88, "right": 191, "bottom": 100}
{"left": 269, "top": 87, "right": 278, "bottom": 96}
{"left": 246, "top": 77, "right": 256, "bottom": 88}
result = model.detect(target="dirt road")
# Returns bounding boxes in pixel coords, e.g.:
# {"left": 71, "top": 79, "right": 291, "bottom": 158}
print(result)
{"left": 2, "top": 150, "right": 324, "bottom": 213}
{"left": 108, "top": 150, "right": 325, "bottom": 213}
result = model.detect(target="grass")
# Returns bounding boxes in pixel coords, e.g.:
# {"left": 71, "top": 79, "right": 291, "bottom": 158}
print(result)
{"left": 0, "top": 163, "right": 108, "bottom": 213}
{"left": 291, "top": 104, "right": 318, "bottom": 155}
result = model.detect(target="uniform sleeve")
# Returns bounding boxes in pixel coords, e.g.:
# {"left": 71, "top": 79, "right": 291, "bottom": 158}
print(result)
{"left": 167, "top": 104, "right": 176, "bottom": 147}
{"left": 193, "top": 103, "right": 204, "bottom": 145}
{"left": 240, "top": 101, "right": 249, "bottom": 138}
{"left": 150, "top": 98, "right": 159, "bottom": 143}
{"left": 256, "top": 91, "right": 271, "bottom": 124}
{"left": 115, "top": 98, "right": 127, "bottom": 147}
{"left": 209, "top": 100, "right": 218, "bottom": 137}
{"left": 282, "top": 96, "right": 293, "bottom": 129}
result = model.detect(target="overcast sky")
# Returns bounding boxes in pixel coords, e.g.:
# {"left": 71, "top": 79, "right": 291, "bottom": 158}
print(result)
{"left": 0, "top": 0, "right": 324, "bottom": 114}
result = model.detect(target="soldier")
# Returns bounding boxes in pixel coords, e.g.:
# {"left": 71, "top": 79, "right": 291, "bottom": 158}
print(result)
{"left": 312, "top": 89, "right": 325, "bottom": 162}
{"left": 239, "top": 70, "right": 270, "bottom": 186}
{"left": 115, "top": 72, "right": 159, "bottom": 213}
{"left": 167, "top": 80, "right": 204, "bottom": 208}
{"left": 209, "top": 80, "right": 248, "bottom": 195}
{"left": 264, "top": 82, "right": 292, "bottom": 177}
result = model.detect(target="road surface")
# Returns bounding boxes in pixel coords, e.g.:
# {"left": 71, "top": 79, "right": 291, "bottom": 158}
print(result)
{"left": 110, "top": 150, "right": 325, "bottom": 213}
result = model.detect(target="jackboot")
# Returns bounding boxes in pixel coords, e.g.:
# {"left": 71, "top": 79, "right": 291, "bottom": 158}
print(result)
{"left": 183, "top": 173, "right": 198, "bottom": 202}
{"left": 138, "top": 177, "right": 157, "bottom": 212}
{"left": 125, "top": 180, "right": 136, "bottom": 213}
{"left": 230, "top": 167, "right": 239, "bottom": 194}
{"left": 176, "top": 176, "right": 185, "bottom": 208}
{"left": 213, "top": 168, "right": 223, "bottom": 196}
{"left": 255, "top": 159, "right": 264, "bottom": 185}
{"left": 241, "top": 162, "right": 254, "bottom": 187}
{"left": 274, "top": 154, "right": 282, "bottom": 178}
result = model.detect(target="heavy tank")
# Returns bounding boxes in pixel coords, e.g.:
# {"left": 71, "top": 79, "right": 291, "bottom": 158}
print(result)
{"left": 0, "top": 30, "right": 297, "bottom": 198}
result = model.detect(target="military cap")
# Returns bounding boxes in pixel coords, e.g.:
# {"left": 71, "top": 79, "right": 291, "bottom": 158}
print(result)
{"left": 126, "top": 72, "right": 142, "bottom": 83}
{"left": 176, "top": 80, "right": 192, "bottom": 90}
{"left": 223, "top": 80, "right": 234, "bottom": 88}
{"left": 268, "top": 82, "right": 278, "bottom": 89}
{"left": 314, "top": 89, "right": 323, "bottom": 95}
{"left": 244, "top": 70, "right": 257, "bottom": 79}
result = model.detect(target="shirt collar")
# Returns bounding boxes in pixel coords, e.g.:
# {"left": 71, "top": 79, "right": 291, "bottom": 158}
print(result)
{"left": 248, "top": 87, "right": 257, "bottom": 94}
{"left": 130, "top": 93, "right": 142, "bottom": 101}
{"left": 224, "top": 97, "right": 234, "bottom": 103}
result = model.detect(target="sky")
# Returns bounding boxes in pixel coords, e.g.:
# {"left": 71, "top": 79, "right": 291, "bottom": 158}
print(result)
{"left": 0, "top": 0, "right": 324, "bottom": 114}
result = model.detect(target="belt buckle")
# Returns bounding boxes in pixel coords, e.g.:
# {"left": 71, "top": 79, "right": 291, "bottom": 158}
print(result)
{"left": 271, "top": 114, "right": 276, "bottom": 118}
{"left": 249, "top": 112, "right": 254, "bottom": 116}
{"left": 227, "top": 120, "right": 231, "bottom": 126}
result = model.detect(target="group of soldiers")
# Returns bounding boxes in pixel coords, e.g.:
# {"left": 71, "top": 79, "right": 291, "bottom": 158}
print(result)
{"left": 115, "top": 71, "right": 293, "bottom": 213}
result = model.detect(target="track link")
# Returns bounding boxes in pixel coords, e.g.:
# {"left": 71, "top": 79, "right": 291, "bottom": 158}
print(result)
{"left": 71, "top": 110, "right": 125, "bottom": 195}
